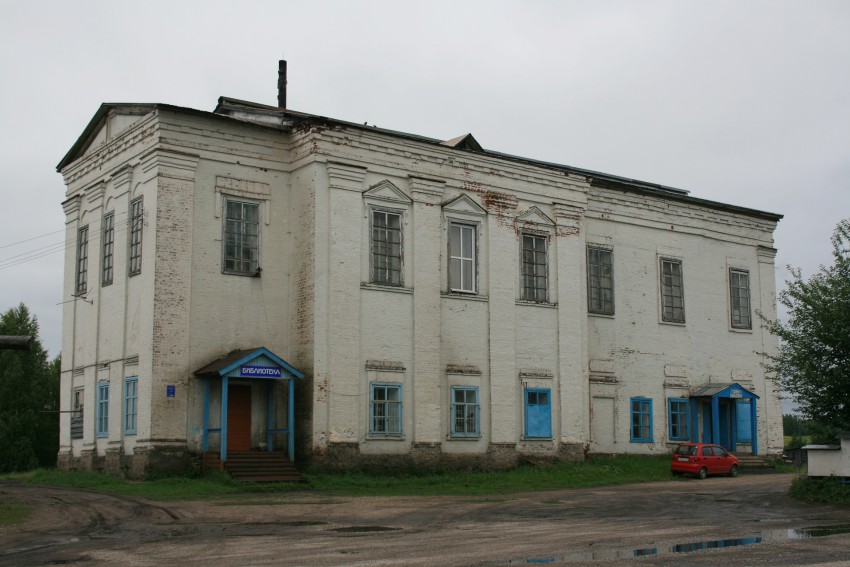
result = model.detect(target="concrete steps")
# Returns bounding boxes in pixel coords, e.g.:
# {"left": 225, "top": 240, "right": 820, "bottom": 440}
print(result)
{"left": 734, "top": 454, "right": 777, "bottom": 473}
{"left": 204, "top": 451, "right": 305, "bottom": 483}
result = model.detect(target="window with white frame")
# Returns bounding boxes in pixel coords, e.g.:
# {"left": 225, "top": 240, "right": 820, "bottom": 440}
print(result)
{"left": 630, "top": 397, "right": 652, "bottom": 442}
{"left": 102, "top": 213, "right": 114, "bottom": 286}
{"left": 370, "top": 383, "right": 402, "bottom": 436}
{"left": 587, "top": 246, "right": 614, "bottom": 315}
{"left": 223, "top": 199, "right": 260, "bottom": 275}
{"left": 96, "top": 382, "right": 110, "bottom": 437}
{"left": 128, "top": 197, "right": 143, "bottom": 275}
{"left": 729, "top": 269, "right": 752, "bottom": 329}
{"left": 668, "top": 398, "right": 689, "bottom": 441}
{"left": 521, "top": 233, "right": 548, "bottom": 302}
{"left": 660, "top": 258, "right": 685, "bottom": 323}
{"left": 451, "top": 386, "right": 480, "bottom": 437}
{"left": 75, "top": 225, "right": 89, "bottom": 295}
{"left": 449, "top": 222, "right": 476, "bottom": 293}
{"left": 371, "top": 209, "right": 402, "bottom": 286}
{"left": 124, "top": 377, "right": 138, "bottom": 435}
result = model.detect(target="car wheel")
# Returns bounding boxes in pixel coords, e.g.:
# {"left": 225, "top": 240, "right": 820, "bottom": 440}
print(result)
{"left": 697, "top": 467, "right": 708, "bottom": 480}
{"left": 729, "top": 465, "right": 738, "bottom": 478}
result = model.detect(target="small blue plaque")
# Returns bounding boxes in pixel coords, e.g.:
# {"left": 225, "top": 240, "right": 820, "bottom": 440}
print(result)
{"left": 166, "top": 385, "right": 176, "bottom": 398}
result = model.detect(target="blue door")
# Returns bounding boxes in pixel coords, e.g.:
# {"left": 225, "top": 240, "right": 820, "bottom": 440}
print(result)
{"left": 525, "top": 388, "right": 552, "bottom": 438}
{"left": 702, "top": 402, "right": 712, "bottom": 442}
{"left": 736, "top": 400, "right": 752, "bottom": 443}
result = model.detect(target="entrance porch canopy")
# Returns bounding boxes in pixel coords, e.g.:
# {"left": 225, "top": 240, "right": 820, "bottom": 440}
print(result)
{"left": 690, "top": 382, "right": 759, "bottom": 455}
{"left": 194, "top": 347, "right": 304, "bottom": 462}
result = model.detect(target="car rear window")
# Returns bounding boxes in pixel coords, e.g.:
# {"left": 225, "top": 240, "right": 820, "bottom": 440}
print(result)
{"left": 675, "top": 445, "right": 698, "bottom": 456}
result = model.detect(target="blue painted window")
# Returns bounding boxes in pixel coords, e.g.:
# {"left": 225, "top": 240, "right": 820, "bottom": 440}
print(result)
{"left": 124, "top": 377, "right": 138, "bottom": 435}
{"left": 96, "top": 382, "right": 109, "bottom": 437}
{"left": 668, "top": 398, "right": 689, "bottom": 441}
{"left": 525, "top": 388, "right": 552, "bottom": 438}
{"left": 370, "top": 383, "right": 402, "bottom": 436}
{"left": 630, "top": 397, "right": 653, "bottom": 442}
{"left": 451, "top": 386, "right": 480, "bottom": 437}
{"left": 736, "top": 400, "right": 752, "bottom": 442}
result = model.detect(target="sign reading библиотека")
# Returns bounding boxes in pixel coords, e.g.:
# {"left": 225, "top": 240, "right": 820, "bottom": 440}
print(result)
{"left": 240, "top": 366, "right": 282, "bottom": 378}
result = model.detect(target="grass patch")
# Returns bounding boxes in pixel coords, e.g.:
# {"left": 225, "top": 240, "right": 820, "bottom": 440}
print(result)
{"left": 784, "top": 435, "right": 812, "bottom": 450}
{"left": 301, "top": 454, "right": 673, "bottom": 497}
{"left": 0, "top": 502, "right": 31, "bottom": 526}
{"left": 10, "top": 455, "right": 673, "bottom": 501}
{"left": 789, "top": 475, "right": 850, "bottom": 505}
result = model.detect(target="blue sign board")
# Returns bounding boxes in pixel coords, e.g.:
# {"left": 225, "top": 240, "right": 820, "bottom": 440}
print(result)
{"left": 166, "top": 385, "right": 176, "bottom": 398}
{"left": 240, "top": 365, "right": 282, "bottom": 378}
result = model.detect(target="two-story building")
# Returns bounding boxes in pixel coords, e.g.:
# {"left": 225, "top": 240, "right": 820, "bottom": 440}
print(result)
{"left": 56, "top": 63, "right": 783, "bottom": 477}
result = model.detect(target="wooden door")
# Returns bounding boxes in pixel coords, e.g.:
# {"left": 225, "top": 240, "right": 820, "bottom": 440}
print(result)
{"left": 227, "top": 385, "right": 252, "bottom": 452}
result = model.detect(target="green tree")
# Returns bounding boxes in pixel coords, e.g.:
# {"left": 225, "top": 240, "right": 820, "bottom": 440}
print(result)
{"left": 762, "top": 219, "right": 850, "bottom": 439}
{"left": 0, "top": 303, "right": 60, "bottom": 472}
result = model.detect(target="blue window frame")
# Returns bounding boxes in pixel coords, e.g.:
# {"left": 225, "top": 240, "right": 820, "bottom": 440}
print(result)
{"left": 525, "top": 388, "right": 552, "bottom": 438}
{"left": 124, "top": 377, "right": 138, "bottom": 435}
{"left": 96, "top": 382, "right": 110, "bottom": 438}
{"left": 370, "top": 383, "right": 402, "bottom": 436}
{"left": 630, "top": 397, "right": 653, "bottom": 442}
{"left": 451, "top": 386, "right": 480, "bottom": 437}
{"left": 668, "top": 398, "right": 689, "bottom": 441}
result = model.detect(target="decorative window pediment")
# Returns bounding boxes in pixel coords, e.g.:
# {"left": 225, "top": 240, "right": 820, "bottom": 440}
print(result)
{"left": 442, "top": 194, "right": 487, "bottom": 217}
{"left": 363, "top": 180, "right": 411, "bottom": 205}
{"left": 516, "top": 206, "right": 554, "bottom": 227}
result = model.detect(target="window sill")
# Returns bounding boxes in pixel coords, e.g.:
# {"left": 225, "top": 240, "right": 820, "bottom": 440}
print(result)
{"left": 521, "top": 437, "right": 554, "bottom": 441}
{"left": 729, "top": 327, "right": 754, "bottom": 334}
{"left": 630, "top": 439, "right": 653, "bottom": 443}
{"left": 361, "top": 283, "right": 414, "bottom": 294}
{"left": 516, "top": 300, "right": 558, "bottom": 309}
{"left": 366, "top": 435, "right": 406, "bottom": 441}
{"left": 222, "top": 270, "right": 261, "bottom": 278}
{"left": 442, "top": 292, "right": 489, "bottom": 303}
{"left": 659, "top": 320, "right": 686, "bottom": 327}
{"left": 449, "top": 435, "right": 481, "bottom": 441}
{"left": 588, "top": 312, "right": 615, "bottom": 319}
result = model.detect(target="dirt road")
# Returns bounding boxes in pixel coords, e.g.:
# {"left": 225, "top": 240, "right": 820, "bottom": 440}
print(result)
{"left": 2, "top": 474, "right": 849, "bottom": 566}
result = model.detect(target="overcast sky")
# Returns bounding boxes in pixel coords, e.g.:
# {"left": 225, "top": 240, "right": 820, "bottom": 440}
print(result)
{"left": 1, "top": 1, "right": 848, "bottom": 360}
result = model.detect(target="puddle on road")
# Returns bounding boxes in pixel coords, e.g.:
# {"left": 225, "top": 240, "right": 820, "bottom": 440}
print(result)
{"left": 504, "top": 523, "right": 850, "bottom": 564}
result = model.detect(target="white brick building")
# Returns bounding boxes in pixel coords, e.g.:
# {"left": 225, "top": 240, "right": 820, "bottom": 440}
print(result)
{"left": 57, "top": 65, "right": 783, "bottom": 477}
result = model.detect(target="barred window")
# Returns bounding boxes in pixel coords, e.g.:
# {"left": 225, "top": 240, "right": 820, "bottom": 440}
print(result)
{"left": 451, "top": 387, "right": 480, "bottom": 437}
{"left": 102, "top": 213, "right": 114, "bottom": 286}
{"left": 128, "top": 197, "right": 143, "bottom": 275}
{"left": 521, "top": 234, "right": 548, "bottom": 302}
{"left": 75, "top": 225, "right": 89, "bottom": 295}
{"left": 660, "top": 259, "right": 685, "bottom": 323}
{"left": 587, "top": 247, "right": 614, "bottom": 315}
{"left": 370, "top": 383, "right": 402, "bottom": 436}
{"left": 730, "top": 269, "right": 752, "bottom": 329}
{"left": 223, "top": 200, "right": 260, "bottom": 275}
{"left": 372, "top": 210, "right": 402, "bottom": 285}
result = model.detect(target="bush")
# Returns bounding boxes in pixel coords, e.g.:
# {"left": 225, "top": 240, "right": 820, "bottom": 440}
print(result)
{"left": 789, "top": 475, "right": 850, "bottom": 505}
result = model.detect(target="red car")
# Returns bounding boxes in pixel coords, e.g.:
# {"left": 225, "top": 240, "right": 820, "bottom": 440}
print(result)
{"left": 671, "top": 443, "right": 739, "bottom": 479}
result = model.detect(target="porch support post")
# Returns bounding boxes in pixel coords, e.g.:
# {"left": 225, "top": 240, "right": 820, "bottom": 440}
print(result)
{"left": 711, "top": 396, "right": 720, "bottom": 445}
{"left": 288, "top": 376, "right": 295, "bottom": 461}
{"left": 267, "top": 381, "right": 274, "bottom": 452}
{"left": 730, "top": 402, "right": 737, "bottom": 452}
{"left": 220, "top": 376, "right": 229, "bottom": 462}
{"left": 750, "top": 398, "right": 758, "bottom": 455}
{"left": 203, "top": 378, "right": 210, "bottom": 452}
{"left": 689, "top": 398, "right": 699, "bottom": 442}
